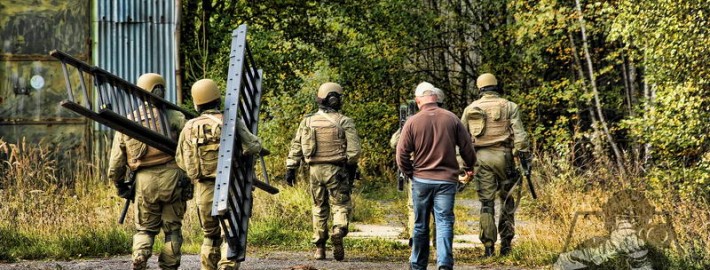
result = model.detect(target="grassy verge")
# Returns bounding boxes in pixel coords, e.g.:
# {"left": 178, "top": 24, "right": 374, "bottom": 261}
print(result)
{"left": 1, "top": 140, "right": 708, "bottom": 269}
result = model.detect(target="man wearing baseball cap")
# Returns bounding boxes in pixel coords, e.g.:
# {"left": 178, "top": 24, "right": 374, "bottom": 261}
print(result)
{"left": 396, "top": 82, "right": 476, "bottom": 270}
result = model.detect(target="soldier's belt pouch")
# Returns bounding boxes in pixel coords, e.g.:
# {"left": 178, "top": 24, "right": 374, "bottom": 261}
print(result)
{"left": 466, "top": 107, "right": 486, "bottom": 137}
{"left": 198, "top": 143, "right": 220, "bottom": 178}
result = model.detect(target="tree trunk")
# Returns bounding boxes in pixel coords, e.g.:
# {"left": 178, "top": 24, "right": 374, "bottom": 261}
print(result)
{"left": 623, "top": 53, "right": 643, "bottom": 167}
{"left": 642, "top": 54, "right": 655, "bottom": 168}
{"left": 575, "top": 0, "right": 626, "bottom": 174}
{"left": 455, "top": 0, "right": 469, "bottom": 109}
{"left": 622, "top": 52, "right": 633, "bottom": 116}
{"left": 567, "top": 30, "right": 604, "bottom": 159}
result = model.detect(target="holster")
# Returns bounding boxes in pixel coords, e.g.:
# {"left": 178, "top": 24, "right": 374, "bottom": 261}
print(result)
{"left": 179, "top": 175, "right": 194, "bottom": 201}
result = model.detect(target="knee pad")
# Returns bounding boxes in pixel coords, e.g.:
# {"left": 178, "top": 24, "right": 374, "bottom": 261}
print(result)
{"left": 165, "top": 230, "right": 182, "bottom": 242}
{"left": 203, "top": 236, "right": 222, "bottom": 247}
{"left": 164, "top": 230, "right": 183, "bottom": 254}
{"left": 332, "top": 226, "right": 348, "bottom": 238}
{"left": 481, "top": 200, "right": 495, "bottom": 214}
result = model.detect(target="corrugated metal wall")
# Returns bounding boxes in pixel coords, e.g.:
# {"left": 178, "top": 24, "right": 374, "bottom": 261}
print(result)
{"left": 94, "top": 0, "right": 180, "bottom": 104}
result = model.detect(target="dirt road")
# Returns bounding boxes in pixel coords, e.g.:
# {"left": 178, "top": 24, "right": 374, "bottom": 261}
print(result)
{"left": 0, "top": 252, "right": 530, "bottom": 270}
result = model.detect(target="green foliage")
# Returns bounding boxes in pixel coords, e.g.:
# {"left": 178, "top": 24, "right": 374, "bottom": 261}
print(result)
{"left": 0, "top": 227, "right": 36, "bottom": 262}
{"left": 611, "top": 0, "right": 710, "bottom": 196}
{"left": 0, "top": 227, "right": 131, "bottom": 262}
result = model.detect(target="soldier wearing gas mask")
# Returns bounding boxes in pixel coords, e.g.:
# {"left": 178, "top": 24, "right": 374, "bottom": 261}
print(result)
{"left": 285, "top": 82, "right": 362, "bottom": 261}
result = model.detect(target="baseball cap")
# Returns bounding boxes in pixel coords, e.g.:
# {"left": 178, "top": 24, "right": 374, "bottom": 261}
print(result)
{"left": 415, "top": 81, "right": 440, "bottom": 97}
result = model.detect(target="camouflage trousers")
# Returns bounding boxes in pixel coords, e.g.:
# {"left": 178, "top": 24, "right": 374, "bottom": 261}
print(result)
{"left": 473, "top": 146, "right": 519, "bottom": 248}
{"left": 132, "top": 163, "right": 186, "bottom": 270}
{"left": 195, "top": 179, "right": 239, "bottom": 270}
{"left": 308, "top": 163, "right": 353, "bottom": 245}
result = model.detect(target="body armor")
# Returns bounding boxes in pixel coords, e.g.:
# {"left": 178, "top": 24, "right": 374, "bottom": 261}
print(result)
{"left": 182, "top": 113, "right": 223, "bottom": 180}
{"left": 125, "top": 106, "right": 173, "bottom": 170}
{"left": 303, "top": 112, "right": 347, "bottom": 164}
{"left": 469, "top": 97, "right": 511, "bottom": 147}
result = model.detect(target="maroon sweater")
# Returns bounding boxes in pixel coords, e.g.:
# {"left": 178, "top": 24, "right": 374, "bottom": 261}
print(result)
{"left": 396, "top": 103, "right": 476, "bottom": 183}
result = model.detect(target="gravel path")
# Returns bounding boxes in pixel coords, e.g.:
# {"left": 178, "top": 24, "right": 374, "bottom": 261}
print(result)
{"left": 0, "top": 252, "right": 529, "bottom": 270}
{"left": 0, "top": 195, "right": 537, "bottom": 269}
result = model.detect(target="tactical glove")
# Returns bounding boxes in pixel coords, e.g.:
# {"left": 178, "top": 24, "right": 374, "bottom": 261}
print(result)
{"left": 259, "top": 147, "right": 271, "bottom": 156}
{"left": 518, "top": 151, "right": 532, "bottom": 174}
{"left": 285, "top": 168, "right": 297, "bottom": 186}
{"left": 115, "top": 181, "right": 133, "bottom": 199}
{"left": 345, "top": 164, "right": 360, "bottom": 182}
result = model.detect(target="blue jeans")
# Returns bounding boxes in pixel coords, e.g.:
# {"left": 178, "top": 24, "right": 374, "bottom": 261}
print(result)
{"left": 410, "top": 178, "right": 456, "bottom": 269}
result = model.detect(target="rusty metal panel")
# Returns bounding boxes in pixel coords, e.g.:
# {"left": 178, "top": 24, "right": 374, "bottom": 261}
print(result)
{"left": 95, "top": 0, "right": 179, "bottom": 104}
{"left": 0, "top": 0, "right": 90, "bottom": 145}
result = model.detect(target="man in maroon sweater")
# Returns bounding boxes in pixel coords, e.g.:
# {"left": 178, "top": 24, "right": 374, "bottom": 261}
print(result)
{"left": 396, "top": 82, "right": 476, "bottom": 270}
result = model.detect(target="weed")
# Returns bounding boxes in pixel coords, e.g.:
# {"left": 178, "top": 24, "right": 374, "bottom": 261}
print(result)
{"left": 0, "top": 139, "right": 708, "bottom": 269}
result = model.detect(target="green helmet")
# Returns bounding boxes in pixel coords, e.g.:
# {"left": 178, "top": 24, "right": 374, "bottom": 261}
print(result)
{"left": 191, "top": 79, "right": 220, "bottom": 109}
{"left": 317, "top": 82, "right": 343, "bottom": 99}
{"left": 137, "top": 73, "right": 166, "bottom": 97}
{"left": 476, "top": 73, "right": 498, "bottom": 89}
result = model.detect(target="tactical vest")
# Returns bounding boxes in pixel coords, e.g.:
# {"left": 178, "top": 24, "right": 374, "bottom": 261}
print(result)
{"left": 468, "top": 97, "right": 511, "bottom": 147}
{"left": 302, "top": 112, "right": 347, "bottom": 164}
{"left": 125, "top": 106, "right": 173, "bottom": 170}
{"left": 184, "top": 113, "right": 223, "bottom": 180}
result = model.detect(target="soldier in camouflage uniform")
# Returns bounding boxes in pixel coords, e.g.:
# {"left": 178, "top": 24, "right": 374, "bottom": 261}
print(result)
{"left": 107, "top": 73, "right": 188, "bottom": 270}
{"left": 175, "top": 79, "right": 265, "bottom": 270}
{"left": 460, "top": 73, "right": 530, "bottom": 257}
{"left": 285, "top": 82, "right": 361, "bottom": 261}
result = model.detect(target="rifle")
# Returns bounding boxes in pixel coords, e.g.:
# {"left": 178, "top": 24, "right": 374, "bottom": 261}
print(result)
{"left": 396, "top": 100, "right": 418, "bottom": 191}
{"left": 518, "top": 152, "right": 537, "bottom": 199}
{"left": 118, "top": 170, "right": 136, "bottom": 224}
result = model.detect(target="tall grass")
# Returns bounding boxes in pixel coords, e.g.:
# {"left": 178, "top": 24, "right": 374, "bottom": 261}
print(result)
{"left": 0, "top": 138, "right": 131, "bottom": 262}
{"left": 507, "top": 151, "right": 710, "bottom": 268}
{"left": 0, "top": 138, "right": 392, "bottom": 261}
{"left": 1, "top": 138, "right": 707, "bottom": 268}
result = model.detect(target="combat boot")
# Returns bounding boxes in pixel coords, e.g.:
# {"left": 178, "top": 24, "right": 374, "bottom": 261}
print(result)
{"left": 331, "top": 228, "right": 345, "bottom": 261}
{"left": 314, "top": 243, "right": 326, "bottom": 260}
{"left": 500, "top": 240, "right": 512, "bottom": 256}
{"left": 132, "top": 254, "right": 148, "bottom": 270}
{"left": 484, "top": 246, "right": 495, "bottom": 257}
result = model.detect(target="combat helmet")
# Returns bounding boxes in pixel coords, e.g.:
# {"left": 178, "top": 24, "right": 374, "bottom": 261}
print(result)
{"left": 191, "top": 79, "right": 220, "bottom": 111}
{"left": 317, "top": 82, "right": 343, "bottom": 110}
{"left": 476, "top": 73, "right": 498, "bottom": 92}
{"left": 137, "top": 73, "right": 166, "bottom": 97}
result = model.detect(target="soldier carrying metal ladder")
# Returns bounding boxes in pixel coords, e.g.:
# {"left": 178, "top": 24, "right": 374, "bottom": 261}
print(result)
{"left": 107, "top": 73, "right": 191, "bottom": 270}
{"left": 176, "top": 79, "right": 269, "bottom": 270}
{"left": 51, "top": 24, "right": 277, "bottom": 270}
